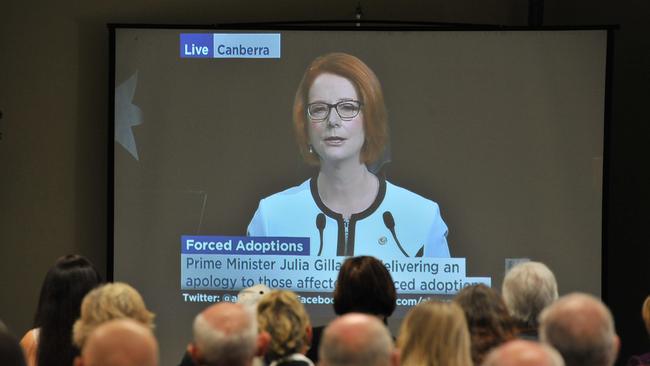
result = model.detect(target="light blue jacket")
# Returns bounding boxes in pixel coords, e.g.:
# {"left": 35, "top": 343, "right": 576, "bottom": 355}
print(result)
{"left": 247, "top": 177, "right": 450, "bottom": 258}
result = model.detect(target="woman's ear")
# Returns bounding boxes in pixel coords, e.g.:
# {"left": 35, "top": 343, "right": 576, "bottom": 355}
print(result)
{"left": 256, "top": 331, "right": 271, "bottom": 357}
{"left": 306, "top": 324, "right": 313, "bottom": 351}
{"left": 187, "top": 343, "right": 201, "bottom": 364}
{"left": 390, "top": 348, "right": 400, "bottom": 366}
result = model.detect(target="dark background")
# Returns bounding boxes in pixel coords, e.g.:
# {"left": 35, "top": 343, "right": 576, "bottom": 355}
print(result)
{"left": 0, "top": 1, "right": 648, "bottom": 365}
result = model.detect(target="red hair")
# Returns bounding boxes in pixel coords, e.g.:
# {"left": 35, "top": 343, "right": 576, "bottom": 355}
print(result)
{"left": 292, "top": 53, "right": 389, "bottom": 165}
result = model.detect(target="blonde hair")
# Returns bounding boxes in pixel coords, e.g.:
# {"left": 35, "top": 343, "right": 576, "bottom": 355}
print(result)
{"left": 398, "top": 301, "right": 472, "bottom": 366}
{"left": 73, "top": 282, "right": 155, "bottom": 348}
{"left": 257, "top": 290, "right": 311, "bottom": 361}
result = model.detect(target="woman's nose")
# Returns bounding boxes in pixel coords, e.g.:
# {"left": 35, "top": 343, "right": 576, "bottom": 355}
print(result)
{"left": 326, "top": 107, "right": 342, "bottom": 127}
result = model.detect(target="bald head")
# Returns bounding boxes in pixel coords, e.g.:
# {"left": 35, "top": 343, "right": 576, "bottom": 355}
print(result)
{"left": 539, "top": 293, "right": 619, "bottom": 366}
{"left": 202, "top": 302, "right": 255, "bottom": 335}
{"left": 76, "top": 319, "right": 158, "bottom": 366}
{"left": 482, "top": 340, "right": 564, "bottom": 366}
{"left": 320, "top": 313, "right": 397, "bottom": 366}
{"left": 190, "top": 302, "right": 258, "bottom": 366}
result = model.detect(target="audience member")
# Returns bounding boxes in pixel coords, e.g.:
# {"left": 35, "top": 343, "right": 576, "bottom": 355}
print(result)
{"left": 73, "top": 319, "right": 158, "bottom": 366}
{"left": 332, "top": 256, "right": 397, "bottom": 319}
{"left": 307, "top": 255, "right": 396, "bottom": 362}
{"left": 502, "top": 261, "right": 558, "bottom": 339}
{"left": 626, "top": 295, "right": 650, "bottom": 366}
{"left": 539, "top": 293, "right": 619, "bottom": 366}
{"left": 482, "top": 339, "right": 565, "bottom": 366}
{"left": 454, "top": 284, "right": 516, "bottom": 365}
{"left": 1, "top": 325, "right": 27, "bottom": 366}
{"left": 187, "top": 302, "right": 269, "bottom": 366}
{"left": 178, "top": 284, "right": 272, "bottom": 366}
{"left": 20, "top": 254, "right": 102, "bottom": 366}
{"left": 257, "top": 290, "right": 313, "bottom": 366}
{"left": 398, "top": 301, "right": 472, "bottom": 366}
{"left": 73, "top": 282, "right": 155, "bottom": 349}
{"left": 319, "top": 313, "right": 398, "bottom": 366}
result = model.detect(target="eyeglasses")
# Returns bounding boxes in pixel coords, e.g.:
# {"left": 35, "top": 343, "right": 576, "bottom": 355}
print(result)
{"left": 307, "top": 100, "right": 363, "bottom": 122}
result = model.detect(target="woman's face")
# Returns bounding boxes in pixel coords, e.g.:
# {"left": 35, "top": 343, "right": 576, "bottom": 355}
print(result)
{"left": 307, "top": 73, "right": 365, "bottom": 165}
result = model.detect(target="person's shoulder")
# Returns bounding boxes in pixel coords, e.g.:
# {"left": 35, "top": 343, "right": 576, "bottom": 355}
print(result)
{"left": 19, "top": 328, "right": 38, "bottom": 366}
{"left": 627, "top": 352, "right": 650, "bottom": 366}
{"left": 385, "top": 180, "right": 440, "bottom": 209}
{"left": 259, "top": 179, "right": 312, "bottom": 205}
{"left": 19, "top": 328, "right": 37, "bottom": 348}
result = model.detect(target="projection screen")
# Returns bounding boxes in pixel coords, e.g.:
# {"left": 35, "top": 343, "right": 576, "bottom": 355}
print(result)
{"left": 111, "top": 26, "right": 608, "bottom": 366}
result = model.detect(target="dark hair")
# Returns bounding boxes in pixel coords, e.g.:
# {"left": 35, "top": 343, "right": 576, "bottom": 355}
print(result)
{"left": 0, "top": 327, "right": 26, "bottom": 366}
{"left": 333, "top": 256, "right": 396, "bottom": 318}
{"left": 453, "top": 284, "right": 516, "bottom": 365}
{"left": 34, "top": 254, "right": 102, "bottom": 366}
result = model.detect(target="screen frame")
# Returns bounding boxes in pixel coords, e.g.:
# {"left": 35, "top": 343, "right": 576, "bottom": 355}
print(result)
{"left": 107, "top": 21, "right": 615, "bottom": 299}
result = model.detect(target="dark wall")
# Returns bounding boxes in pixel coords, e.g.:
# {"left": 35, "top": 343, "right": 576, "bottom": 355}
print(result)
{"left": 543, "top": 0, "right": 650, "bottom": 362}
{"left": 0, "top": 0, "right": 647, "bottom": 365}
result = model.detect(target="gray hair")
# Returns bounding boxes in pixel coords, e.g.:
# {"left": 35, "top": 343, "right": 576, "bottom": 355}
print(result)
{"left": 320, "top": 315, "right": 393, "bottom": 366}
{"left": 192, "top": 310, "right": 257, "bottom": 366}
{"left": 539, "top": 293, "right": 618, "bottom": 366}
{"left": 502, "top": 261, "right": 558, "bottom": 328}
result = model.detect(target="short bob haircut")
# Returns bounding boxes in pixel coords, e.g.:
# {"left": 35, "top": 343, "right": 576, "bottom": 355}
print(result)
{"left": 257, "top": 290, "right": 311, "bottom": 362}
{"left": 73, "top": 282, "right": 155, "bottom": 349}
{"left": 293, "top": 52, "right": 389, "bottom": 166}
{"left": 333, "top": 256, "right": 396, "bottom": 318}
{"left": 398, "top": 301, "right": 472, "bottom": 366}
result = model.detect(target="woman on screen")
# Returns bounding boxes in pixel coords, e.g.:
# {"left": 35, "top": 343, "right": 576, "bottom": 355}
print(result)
{"left": 247, "top": 52, "right": 449, "bottom": 258}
